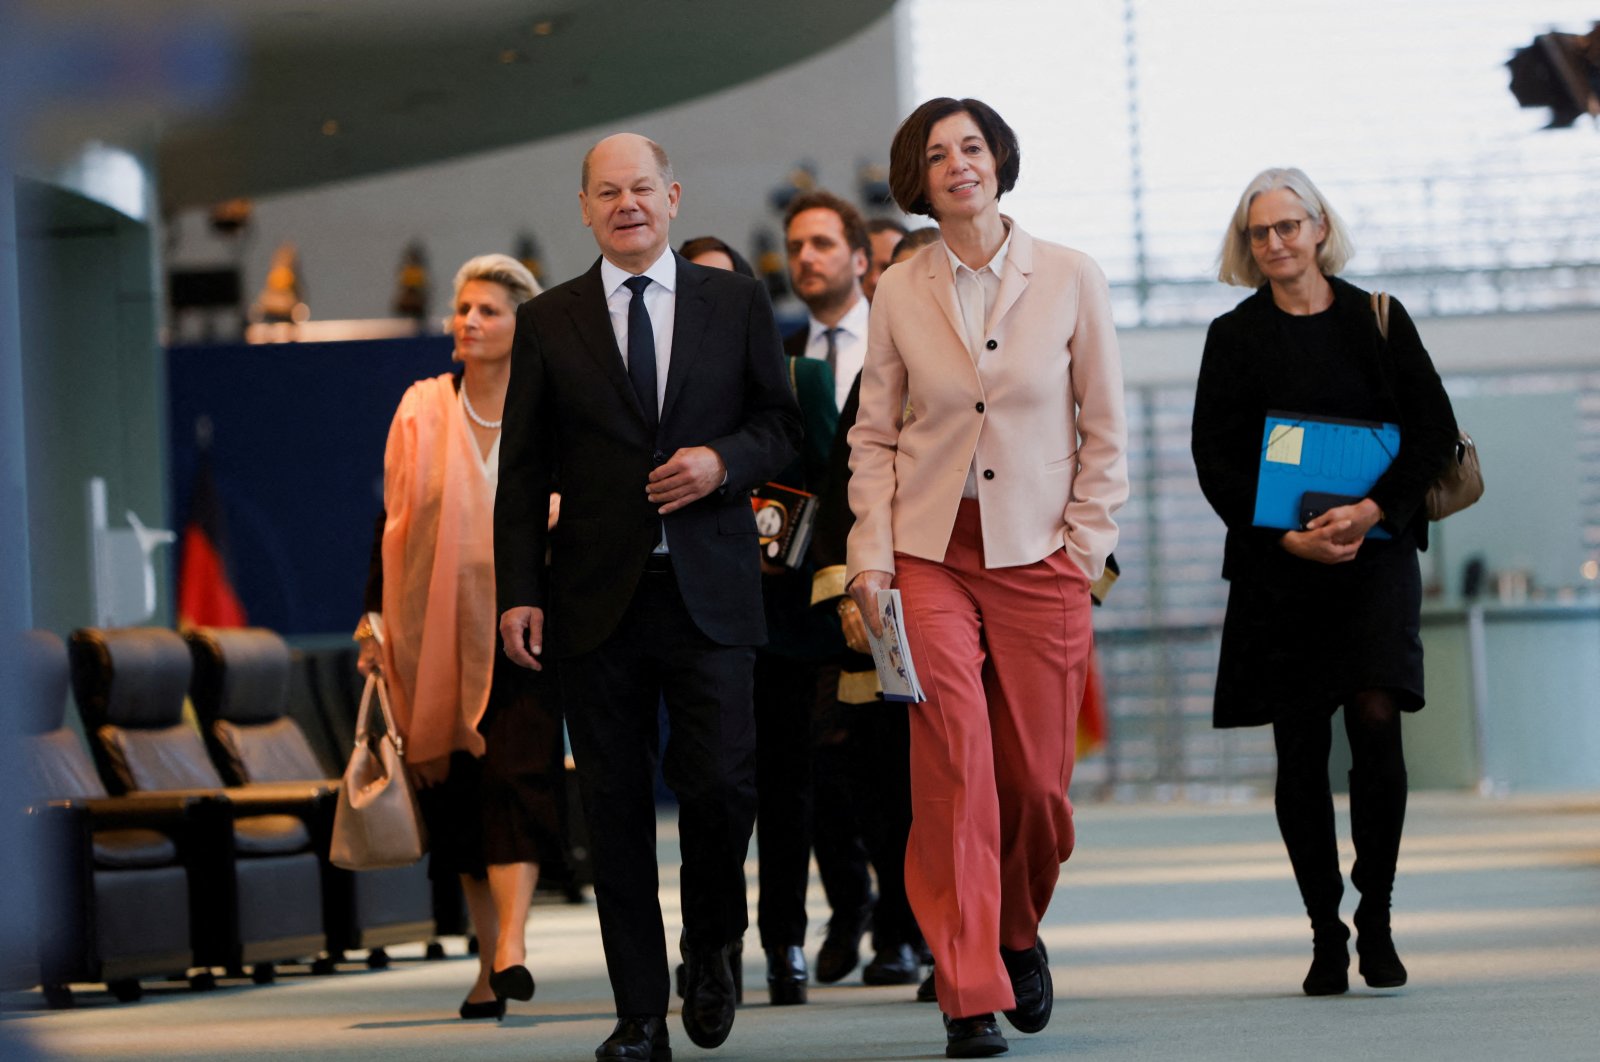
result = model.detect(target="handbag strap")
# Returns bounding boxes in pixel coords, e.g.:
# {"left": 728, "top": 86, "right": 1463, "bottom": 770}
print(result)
{"left": 355, "top": 672, "right": 405, "bottom": 759}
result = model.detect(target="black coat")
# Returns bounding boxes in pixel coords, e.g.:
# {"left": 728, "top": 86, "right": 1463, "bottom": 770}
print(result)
{"left": 1191, "top": 276, "right": 1458, "bottom": 583}
{"left": 494, "top": 253, "right": 802, "bottom": 658}
{"left": 1191, "top": 276, "right": 1459, "bottom": 726}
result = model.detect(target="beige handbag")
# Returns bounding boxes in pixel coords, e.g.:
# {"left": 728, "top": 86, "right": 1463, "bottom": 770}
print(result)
{"left": 330, "top": 670, "right": 427, "bottom": 870}
{"left": 1372, "top": 292, "right": 1484, "bottom": 520}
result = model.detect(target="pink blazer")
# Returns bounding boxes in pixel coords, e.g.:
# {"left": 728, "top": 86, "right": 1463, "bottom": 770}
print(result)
{"left": 845, "top": 221, "right": 1128, "bottom": 580}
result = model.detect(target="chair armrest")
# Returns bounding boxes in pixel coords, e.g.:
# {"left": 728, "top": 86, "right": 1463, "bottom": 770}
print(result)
{"left": 29, "top": 793, "right": 217, "bottom": 832}
{"left": 221, "top": 783, "right": 337, "bottom": 820}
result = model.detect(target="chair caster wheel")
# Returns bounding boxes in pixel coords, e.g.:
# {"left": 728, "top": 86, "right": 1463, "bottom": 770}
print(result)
{"left": 311, "top": 956, "right": 338, "bottom": 976}
{"left": 251, "top": 962, "right": 276, "bottom": 985}
{"left": 108, "top": 978, "right": 144, "bottom": 1002}
{"left": 425, "top": 941, "right": 448, "bottom": 961}
{"left": 42, "top": 983, "right": 74, "bottom": 1009}
{"left": 189, "top": 971, "right": 217, "bottom": 992}
{"left": 366, "top": 947, "right": 390, "bottom": 969}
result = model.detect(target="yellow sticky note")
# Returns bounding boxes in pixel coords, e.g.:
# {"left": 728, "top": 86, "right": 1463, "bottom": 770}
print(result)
{"left": 1265, "top": 425, "right": 1303, "bottom": 465}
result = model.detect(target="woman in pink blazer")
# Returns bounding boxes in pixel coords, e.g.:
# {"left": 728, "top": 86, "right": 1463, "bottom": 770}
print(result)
{"left": 846, "top": 97, "right": 1128, "bottom": 1060}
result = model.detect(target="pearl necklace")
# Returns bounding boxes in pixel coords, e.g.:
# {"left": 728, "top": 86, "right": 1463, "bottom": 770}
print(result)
{"left": 461, "top": 386, "right": 502, "bottom": 430}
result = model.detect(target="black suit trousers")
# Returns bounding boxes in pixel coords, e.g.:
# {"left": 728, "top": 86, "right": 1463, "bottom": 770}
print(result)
{"left": 753, "top": 650, "right": 820, "bottom": 950}
{"left": 558, "top": 565, "right": 758, "bottom": 1016}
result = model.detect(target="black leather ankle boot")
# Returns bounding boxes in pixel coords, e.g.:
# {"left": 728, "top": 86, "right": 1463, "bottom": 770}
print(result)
{"left": 1303, "top": 920, "right": 1351, "bottom": 996}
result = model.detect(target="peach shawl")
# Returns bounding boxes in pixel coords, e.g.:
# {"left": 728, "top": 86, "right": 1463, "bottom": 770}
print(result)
{"left": 378, "top": 373, "right": 494, "bottom": 764}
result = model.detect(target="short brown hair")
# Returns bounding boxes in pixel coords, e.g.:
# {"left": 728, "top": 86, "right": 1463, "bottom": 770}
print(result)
{"left": 783, "top": 189, "right": 870, "bottom": 259}
{"left": 892, "top": 227, "right": 942, "bottom": 261}
{"left": 888, "top": 98, "right": 1020, "bottom": 218}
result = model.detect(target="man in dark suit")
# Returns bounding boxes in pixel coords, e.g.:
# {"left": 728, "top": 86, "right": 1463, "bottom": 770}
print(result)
{"left": 779, "top": 191, "right": 923, "bottom": 993}
{"left": 496, "top": 132, "right": 801, "bottom": 1061}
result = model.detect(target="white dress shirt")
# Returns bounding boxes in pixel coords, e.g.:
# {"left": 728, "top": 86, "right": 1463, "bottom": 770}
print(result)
{"left": 804, "top": 294, "right": 869, "bottom": 409}
{"left": 946, "top": 231, "right": 1011, "bottom": 499}
{"left": 600, "top": 248, "right": 677, "bottom": 411}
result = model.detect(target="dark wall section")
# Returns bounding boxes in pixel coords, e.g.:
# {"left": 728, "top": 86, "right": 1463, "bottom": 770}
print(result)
{"left": 167, "top": 335, "right": 452, "bottom": 635}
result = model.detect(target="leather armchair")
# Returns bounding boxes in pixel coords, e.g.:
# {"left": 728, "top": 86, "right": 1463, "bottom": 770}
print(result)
{"left": 19, "top": 630, "right": 200, "bottom": 1007}
{"left": 186, "top": 626, "right": 433, "bottom": 966}
{"left": 68, "top": 627, "right": 326, "bottom": 983}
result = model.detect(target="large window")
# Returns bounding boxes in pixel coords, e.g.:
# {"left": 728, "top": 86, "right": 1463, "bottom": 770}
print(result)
{"left": 908, "top": 0, "right": 1600, "bottom": 325}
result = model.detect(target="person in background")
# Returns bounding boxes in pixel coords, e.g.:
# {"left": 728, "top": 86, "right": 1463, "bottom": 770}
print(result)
{"left": 680, "top": 235, "right": 757, "bottom": 278}
{"left": 863, "top": 217, "right": 910, "bottom": 302}
{"left": 1191, "top": 167, "right": 1458, "bottom": 997}
{"left": 358, "top": 253, "right": 564, "bottom": 1021}
{"left": 785, "top": 189, "right": 925, "bottom": 994}
{"left": 892, "top": 226, "right": 941, "bottom": 265}
{"left": 847, "top": 97, "right": 1128, "bottom": 1058}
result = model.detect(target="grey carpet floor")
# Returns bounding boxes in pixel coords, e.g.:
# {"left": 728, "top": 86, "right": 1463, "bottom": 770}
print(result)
{"left": 5, "top": 791, "right": 1599, "bottom": 1062}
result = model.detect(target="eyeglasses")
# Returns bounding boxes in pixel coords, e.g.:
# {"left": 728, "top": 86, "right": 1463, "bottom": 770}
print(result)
{"left": 1247, "top": 217, "right": 1308, "bottom": 245}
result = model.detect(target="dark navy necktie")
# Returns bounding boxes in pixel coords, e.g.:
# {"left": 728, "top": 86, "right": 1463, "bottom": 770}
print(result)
{"left": 623, "top": 275, "right": 658, "bottom": 433}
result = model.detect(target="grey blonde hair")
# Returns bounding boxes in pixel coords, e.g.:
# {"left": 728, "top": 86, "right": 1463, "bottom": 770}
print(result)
{"left": 452, "top": 253, "right": 540, "bottom": 307}
{"left": 1216, "top": 167, "right": 1354, "bottom": 288}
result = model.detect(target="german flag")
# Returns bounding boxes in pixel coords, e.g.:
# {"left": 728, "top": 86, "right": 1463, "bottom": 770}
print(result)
{"left": 177, "top": 450, "right": 248, "bottom": 629}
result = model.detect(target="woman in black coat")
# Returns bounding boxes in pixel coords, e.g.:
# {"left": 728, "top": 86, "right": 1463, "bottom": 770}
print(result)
{"left": 1191, "top": 167, "right": 1459, "bottom": 996}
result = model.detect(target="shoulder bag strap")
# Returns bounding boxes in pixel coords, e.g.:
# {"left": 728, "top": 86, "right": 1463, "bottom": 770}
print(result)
{"left": 354, "top": 672, "right": 406, "bottom": 759}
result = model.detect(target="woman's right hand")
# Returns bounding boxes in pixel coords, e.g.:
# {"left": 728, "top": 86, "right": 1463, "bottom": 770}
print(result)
{"left": 847, "top": 569, "right": 894, "bottom": 638}
{"left": 356, "top": 636, "right": 381, "bottom": 677}
{"left": 837, "top": 597, "right": 871, "bottom": 654}
{"left": 1281, "top": 524, "right": 1361, "bottom": 565}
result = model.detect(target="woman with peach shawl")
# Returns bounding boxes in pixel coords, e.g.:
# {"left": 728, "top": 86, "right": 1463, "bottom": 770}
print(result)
{"left": 358, "top": 254, "right": 562, "bottom": 1020}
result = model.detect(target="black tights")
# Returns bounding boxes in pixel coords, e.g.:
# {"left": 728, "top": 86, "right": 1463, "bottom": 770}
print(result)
{"left": 1272, "top": 691, "right": 1408, "bottom": 935}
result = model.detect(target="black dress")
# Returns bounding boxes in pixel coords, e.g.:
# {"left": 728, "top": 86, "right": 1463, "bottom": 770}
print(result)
{"left": 1191, "top": 277, "right": 1459, "bottom": 729}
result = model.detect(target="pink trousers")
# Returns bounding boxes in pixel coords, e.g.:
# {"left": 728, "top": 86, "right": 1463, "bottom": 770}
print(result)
{"left": 895, "top": 499, "right": 1093, "bottom": 1019}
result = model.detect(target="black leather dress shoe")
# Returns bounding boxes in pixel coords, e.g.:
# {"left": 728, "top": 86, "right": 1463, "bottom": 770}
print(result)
{"left": 999, "top": 940, "right": 1052, "bottom": 1034}
{"left": 596, "top": 1015, "right": 670, "bottom": 1061}
{"left": 765, "top": 945, "right": 808, "bottom": 1005}
{"left": 489, "top": 964, "right": 535, "bottom": 1002}
{"left": 917, "top": 969, "right": 938, "bottom": 1003}
{"left": 680, "top": 939, "right": 738, "bottom": 1048}
{"left": 863, "top": 942, "right": 921, "bottom": 985}
{"left": 816, "top": 896, "right": 875, "bottom": 984}
{"left": 943, "top": 1012, "right": 1008, "bottom": 1058}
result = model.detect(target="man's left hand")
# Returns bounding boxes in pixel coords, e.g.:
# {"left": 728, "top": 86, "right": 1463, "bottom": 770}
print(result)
{"left": 647, "top": 446, "right": 726, "bottom": 515}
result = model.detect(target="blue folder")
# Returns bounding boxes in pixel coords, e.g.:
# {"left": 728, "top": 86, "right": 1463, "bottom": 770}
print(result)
{"left": 1252, "top": 411, "right": 1399, "bottom": 539}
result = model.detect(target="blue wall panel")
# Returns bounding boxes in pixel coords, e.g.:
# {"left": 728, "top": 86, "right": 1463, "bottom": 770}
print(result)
{"left": 167, "top": 335, "right": 453, "bottom": 635}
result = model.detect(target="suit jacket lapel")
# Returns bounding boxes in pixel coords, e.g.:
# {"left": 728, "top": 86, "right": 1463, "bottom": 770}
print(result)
{"left": 567, "top": 259, "right": 650, "bottom": 427}
{"left": 989, "top": 222, "right": 1031, "bottom": 331}
{"left": 661, "top": 252, "right": 709, "bottom": 427}
{"left": 925, "top": 249, "right": 968, "bottom": 350}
